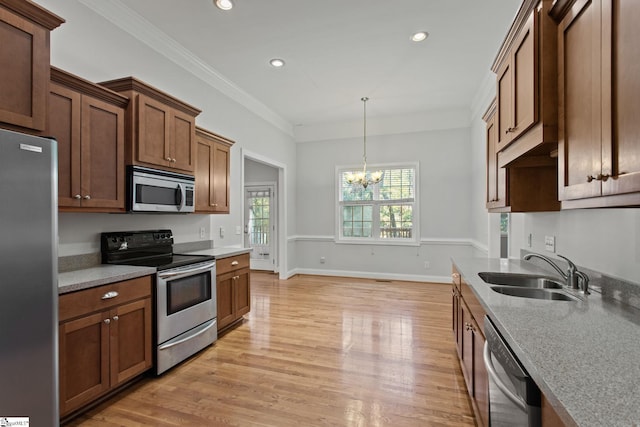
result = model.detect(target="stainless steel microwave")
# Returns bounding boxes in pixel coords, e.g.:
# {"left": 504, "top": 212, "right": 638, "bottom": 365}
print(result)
{"left": 127, "top": 166, "right": 195, "bottom": 213}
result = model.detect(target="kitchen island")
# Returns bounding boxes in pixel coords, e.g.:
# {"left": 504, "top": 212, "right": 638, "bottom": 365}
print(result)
{"left": 453, "top": 257, "right": 640, "bottom": 426}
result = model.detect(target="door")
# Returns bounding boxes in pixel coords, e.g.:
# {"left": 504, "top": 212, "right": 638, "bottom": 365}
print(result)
{"left": 244, "top": 185, "right": 275, "bottom": 271}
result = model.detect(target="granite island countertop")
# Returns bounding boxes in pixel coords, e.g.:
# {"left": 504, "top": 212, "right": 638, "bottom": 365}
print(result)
{"left": 452, "top": 257, "right": 640, "bottom": 427}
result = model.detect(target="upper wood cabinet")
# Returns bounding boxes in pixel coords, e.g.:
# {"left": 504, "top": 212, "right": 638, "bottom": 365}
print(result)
{"left": 48, "top": 68, "right": 127, "bottom": 212}
{"left": 492, "top": 0, "right": 557, "bottom": 166}
{"left": 195, "top": 126, "right": 234, "bottom": 214}
{"left": 551, "top": 0, "right": 640, "bottom": 208}
{"left": 0, "top": 0, "right": 63, "bottom": 133}
{"left": 484, "top": 99, "right": 559, "bottom": 212}
{"left": 99, "top": 77, "right": 201, "bottom": 174}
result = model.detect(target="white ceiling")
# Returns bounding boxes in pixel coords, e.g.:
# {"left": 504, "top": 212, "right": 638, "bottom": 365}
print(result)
{"left": 79, "top": 0, "right": 520, "bottom": 134}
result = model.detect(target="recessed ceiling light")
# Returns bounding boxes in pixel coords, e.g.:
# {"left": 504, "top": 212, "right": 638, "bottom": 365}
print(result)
{"left": 269, "top": 58, "right": 285, "bottom": 68}
{"left": 215, "top": 0, "right": 233, "bottom": 11}
{"left": 411, "top": 31, "right": 429, "bottom": 42}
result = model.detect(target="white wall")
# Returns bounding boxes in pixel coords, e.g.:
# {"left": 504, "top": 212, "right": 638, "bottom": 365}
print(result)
{"left": 245, "top": 159, "right": 278, "bottom": 183}
{"left": 294, "top": 126, "right": 475, "bottom": 281}
{"left": 38, "top": 1, "right": 297, "bottom": 260}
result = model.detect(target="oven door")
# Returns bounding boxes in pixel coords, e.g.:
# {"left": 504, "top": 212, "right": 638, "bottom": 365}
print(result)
{"left": 156, "top": 260, "right": 216, "bottom": 344}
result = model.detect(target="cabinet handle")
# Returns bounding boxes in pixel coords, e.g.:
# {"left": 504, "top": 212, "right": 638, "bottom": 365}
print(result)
{"left": 171, "top": 158, "right": 177, "bottom": 163}
{"left": 233, "top": 275, "right": 240, "bottom": 280}
{"left": 104, "top": 318, "right": 111, "bottom": 324}
{"left": 212, "top": 203, "right": 218, "bottom": 207}
{"left": 166, "top": 157, "right": 172, "bottom": 161}
{"left": 231, "top": 260, "right": 239, "bottom": 266}
{"left": 596, "top": 173, "right": 610, "bottom": 182}
{"left": 587, "top": 175, "right": 596, "bottom": 182}
{"left": 101, "top": 291, "right": 119, "bottom": 300}
{"left": 83, "top": 195, "right": 91, "bottom": 200}
{"left": 74, "top": 194, "right": 81, "bottom": 199}
{"left": 451, "top": 273, "right": 459, "bottom": 280}
{"left": 113, "top": 316, "right": 119, "bottom": 321}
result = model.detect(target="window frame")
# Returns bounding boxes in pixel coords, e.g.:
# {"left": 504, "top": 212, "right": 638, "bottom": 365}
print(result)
{"left": 335, "top": 162, "right": 420, "bottom": 246}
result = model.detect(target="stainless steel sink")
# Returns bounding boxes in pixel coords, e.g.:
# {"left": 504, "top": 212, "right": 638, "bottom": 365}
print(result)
{"left": 478, "top": 272, "right": 563, "bottom": 289}
{"left": 490, "top": 286, "right": 579, "bottom": 301}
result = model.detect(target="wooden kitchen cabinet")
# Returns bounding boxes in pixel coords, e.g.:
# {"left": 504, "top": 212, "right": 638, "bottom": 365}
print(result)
{"left": 99, "top": 77, "right": 201, "bottom": 174}
{"left": 0, "top": 0, "right": 63, "bottom": 133}
{"left": 452, "top": 266, "right": 489, "bottom": 427}
{"left": 217, "top": 253, "right": 251, "bottom": 334}
{"left": 195, "top": 127, "right": 234, "bottom": 213}
{"left": 492, "top": 0, "right": 558, "bottom": 166}
{"left": 58, "top": 276, "right": 152, "bottom": 418}
{"left": 49, "top": 68, "right": 127, "bottom": 212}
{"left": 551, "top": 0, "right": 640, "bottom": 208}
{"left": 484, "top": 99, "right": 559, "bottom": 212}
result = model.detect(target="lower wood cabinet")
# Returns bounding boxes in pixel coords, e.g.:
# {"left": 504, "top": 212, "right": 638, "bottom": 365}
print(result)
{"left": 216, "top": 253, "right": 251, "bottom": 333}
{"left": 452, "top": 266, "right": 489, "bottom": 427}
{"left": 58, "top": 275, "right": 152, "bottom": 418}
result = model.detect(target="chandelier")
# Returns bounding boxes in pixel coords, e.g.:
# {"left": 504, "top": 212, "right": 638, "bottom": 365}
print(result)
{"left": 345, "top": 97, "right": 383, "bottom": 189}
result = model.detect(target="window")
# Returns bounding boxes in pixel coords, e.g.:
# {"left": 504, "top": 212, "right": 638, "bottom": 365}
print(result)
{"left": 337, "top": 164, "right": 418, "bottom": 244}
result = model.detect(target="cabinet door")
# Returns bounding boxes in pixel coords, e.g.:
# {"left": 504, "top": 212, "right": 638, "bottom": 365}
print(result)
{"left": 557, "top": 0, "right": 603, "bottom": 200}
{"left": 496, "top": 60, "right": 513, "bottom": 151}
{"left": 59, "top": 311, "right": 110, "bottom": 416}
{"left": 170, "top": 109, "right": 196, "bottom": 172}
{"left": 49, "top": 83, "right": 82, "bottom": 208}
{"left": 486, "top": 114, "right": 507, "bottom": 209}
{"left": 212, "top": 141, "right": 231, "bottom": 213}
{"left": 110, "top": 298, "right": 152, "bottom": 386}
{"left": 602, "top": 0, "right": 640, "bottom": 196}
{"left": 137, "top": 94, "right": 171, "bottom": 168}
{"left": 217, "top": 274, "right": 236, "bottom": 330}
{"left": 460, "top": 303, "right": 474, "bottom": 395}
{"left": 0, "top": 7, "right": 48, "bottom": 131}
{"left": 511, "top": 11, "right": 538, "bottom": 140}
{"left": 80, "top": 95, "right": 125, "bottom": 209}
{"left": 196, "top": 134, "right": 215, "bottom": 212}
{"left": 235, "top": 268, "right": 251, "bottom": 317}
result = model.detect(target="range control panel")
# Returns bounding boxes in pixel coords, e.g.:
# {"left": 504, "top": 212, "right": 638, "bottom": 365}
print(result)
{"left": 101, "top": 229, "right": 174, "bottom": 253}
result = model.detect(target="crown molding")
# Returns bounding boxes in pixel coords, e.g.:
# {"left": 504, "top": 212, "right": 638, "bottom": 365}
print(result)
{"left": 79, "top": 0, "right": 294, "bottom": 137}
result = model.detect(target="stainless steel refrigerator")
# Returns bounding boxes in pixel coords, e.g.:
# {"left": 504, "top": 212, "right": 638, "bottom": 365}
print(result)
{"left": 0, "top": 128, "right": 59, "bottom": 424}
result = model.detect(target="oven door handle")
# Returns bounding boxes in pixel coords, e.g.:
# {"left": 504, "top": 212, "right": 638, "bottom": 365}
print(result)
{"left": 158, "top": 319, "right": 217, "bottom": 351}
{"left": 483, "top": 340, "right": 526, "bottom": 411}
{"left": 157, "top": 261, "right": 216, "bottom": 280}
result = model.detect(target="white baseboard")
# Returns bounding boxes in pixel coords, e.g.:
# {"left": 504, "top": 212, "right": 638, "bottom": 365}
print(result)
{"left": 283, "top": 268, "right": 450, "bottom": 283}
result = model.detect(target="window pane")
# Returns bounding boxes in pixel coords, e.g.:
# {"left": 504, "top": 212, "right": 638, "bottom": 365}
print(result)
{"left": 379, "top": 205, "right": 413, "bottom": 239}
{"left": 341, "top": 205, "right": 373, "bottom": 238}
{"left": 379, "top": 168, "right": 414, "bottom": 200}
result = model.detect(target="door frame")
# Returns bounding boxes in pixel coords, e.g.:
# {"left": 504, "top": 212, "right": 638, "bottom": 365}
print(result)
{"left": 244, "top": 182, "right": 277, "bottom": 271}
{"left": 241, "top": 149, "right": 287, "bottom": 278}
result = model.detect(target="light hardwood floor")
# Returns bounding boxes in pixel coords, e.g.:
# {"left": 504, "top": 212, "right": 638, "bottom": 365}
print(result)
{"left": 67, "top": 273, "right": 475, "bottom": 427}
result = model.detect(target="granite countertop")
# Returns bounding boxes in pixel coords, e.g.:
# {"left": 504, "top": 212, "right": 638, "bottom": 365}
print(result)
{"left": 452, "top": 257, "right": 640, "bottom": 427}
{"left": 184, "top": 247, "right": 252, "bottom": 258}
{"left": 58, "top": 265, "right": 156, "bottom": 294}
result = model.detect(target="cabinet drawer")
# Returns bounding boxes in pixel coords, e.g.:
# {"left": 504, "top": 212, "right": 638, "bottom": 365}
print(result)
{"left": 59, "top": 275, "right": 152, "bottom": 322}
{"left": 216, "top": 253, "right": 249, "bottom": 276}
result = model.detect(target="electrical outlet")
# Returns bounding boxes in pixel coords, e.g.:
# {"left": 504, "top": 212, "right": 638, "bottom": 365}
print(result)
{"left": 545, "top": 235, "right": 555, "bottom": 253}
{"left": 199, "top": 227, "right": 206, "bottom": 239}
{"left": 527, "top": 233, "right": 532, "bottom": 247}
{"left": 320, "top": 256, "right": 326, "bottom": 264}
{"left": 423, "top": 261, "right": 430, "bottom": 269}
{"left": 235, "top": 225, "right": 242, "bottom": 235}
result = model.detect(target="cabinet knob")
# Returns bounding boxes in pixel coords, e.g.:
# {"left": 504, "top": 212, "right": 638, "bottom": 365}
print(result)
{"left": 113, "top": 316, "right": 119, "bottom": 321}
{"left": 83, "top": 195, "right": 91, "bottom": 200}
{"left": 596, "top": 173, "right": 610, "bottom": 182}
{"left": 166, "top": 157, "right": 172, "bottom": 161}
{"left": 233, "top": 275, "right": 240, "bottom": 280}
{"left": 171, "top": 158, "right": 177, "bottom": 163}
{"left": 587, "top": 175, "right": 596, "bottom": 182}
{"left": 104, "top": 318, "right": 111, "bottom": 324}
{"left": 74, "top": 194, "right": 81, "bottom": 199}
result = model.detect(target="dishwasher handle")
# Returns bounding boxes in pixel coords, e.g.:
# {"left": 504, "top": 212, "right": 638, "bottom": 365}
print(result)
{"left": 483, "top": 340, "right": 527, "bottom": 411}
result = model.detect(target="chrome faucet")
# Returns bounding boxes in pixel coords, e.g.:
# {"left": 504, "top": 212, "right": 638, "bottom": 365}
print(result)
{"left": 522, "top": 253, "right": 583, "bottom": 290}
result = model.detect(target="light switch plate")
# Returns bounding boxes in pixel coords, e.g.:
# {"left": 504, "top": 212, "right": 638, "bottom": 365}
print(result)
{"left": 545, "top": 235, "right": 555, "bottom": 252}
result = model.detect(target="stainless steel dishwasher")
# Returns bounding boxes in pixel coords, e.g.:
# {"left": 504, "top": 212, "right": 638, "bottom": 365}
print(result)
{"left": 483, "top": 316, "right": 541, "bottom": 426}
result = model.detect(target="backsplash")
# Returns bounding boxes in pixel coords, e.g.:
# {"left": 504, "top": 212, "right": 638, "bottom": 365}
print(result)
{"left": 520, "top": 249, "right": 640, "bottom": 311}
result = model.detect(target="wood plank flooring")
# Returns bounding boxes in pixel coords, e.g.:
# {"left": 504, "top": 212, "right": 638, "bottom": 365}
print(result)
{"left": 67, "top": 273, "right": 475, "bottom": 427}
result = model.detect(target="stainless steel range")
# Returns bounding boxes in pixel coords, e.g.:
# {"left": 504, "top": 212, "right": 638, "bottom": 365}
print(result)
{"left": 102, "top": 230, "right": 217, "bottom": 374}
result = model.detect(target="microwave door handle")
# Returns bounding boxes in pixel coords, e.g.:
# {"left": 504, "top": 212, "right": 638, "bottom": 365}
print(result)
{"left": 176, "top": 183, "right": 185, "bottom": 211}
